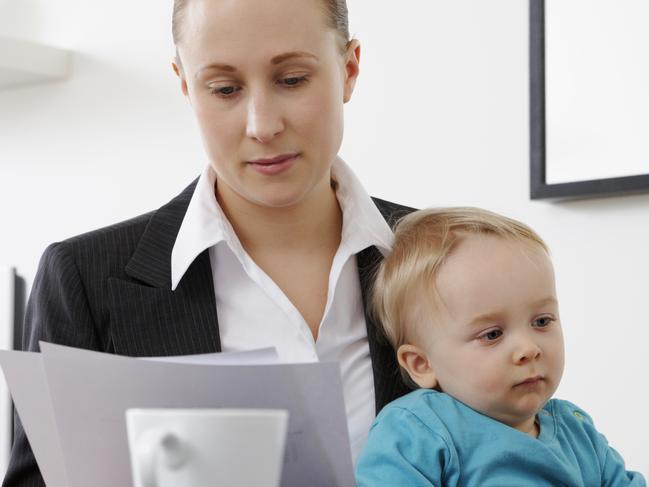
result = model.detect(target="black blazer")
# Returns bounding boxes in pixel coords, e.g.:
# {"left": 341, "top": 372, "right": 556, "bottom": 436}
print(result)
{"left": 3, "top": 180, "right": 414, "bottom": 487}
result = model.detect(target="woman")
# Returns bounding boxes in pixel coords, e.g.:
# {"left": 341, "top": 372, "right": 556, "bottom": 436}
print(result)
{"left": 4, "top": 0, "right": 412, "bottom": 484}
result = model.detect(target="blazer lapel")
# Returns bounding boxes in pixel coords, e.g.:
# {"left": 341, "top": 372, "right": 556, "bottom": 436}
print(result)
{"left": 357, "top": 245, "right": 411, "bottom": 415}
{"left": 361, "top": 197, "right": 415, "bottom": 413}
{"left": 109, "top": 179, "right": 221, "bottom": 357}
{"left": 125, "top": 180, "right": 197, "bottom": 288}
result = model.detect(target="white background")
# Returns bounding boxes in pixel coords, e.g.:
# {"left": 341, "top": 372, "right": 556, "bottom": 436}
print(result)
{"left": 546, "top": 0, "right": 649, "bottom": 183}
{"left": 0, "top": 0, "right": 647, "bottom": 478}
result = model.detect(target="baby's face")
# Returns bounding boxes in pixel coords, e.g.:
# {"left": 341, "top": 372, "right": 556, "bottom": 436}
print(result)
{"left": 406, "top": 234, "right": 564, "bottom": 435}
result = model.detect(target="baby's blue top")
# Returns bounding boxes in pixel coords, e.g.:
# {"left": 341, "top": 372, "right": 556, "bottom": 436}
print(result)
{"left": 356, "top": 389, "right": 645, "bottom": 486}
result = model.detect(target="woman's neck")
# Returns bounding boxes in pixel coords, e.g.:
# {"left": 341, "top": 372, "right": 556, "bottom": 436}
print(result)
{"left": 215, "top": 177, "right": 343, "bottom": 254}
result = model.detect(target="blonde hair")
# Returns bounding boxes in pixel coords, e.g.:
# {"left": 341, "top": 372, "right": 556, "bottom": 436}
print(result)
{"left": 371, "top": 207, "right": 548, "bottom": 381}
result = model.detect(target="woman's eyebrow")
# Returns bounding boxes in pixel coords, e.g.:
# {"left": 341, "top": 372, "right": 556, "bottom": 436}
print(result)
{"left": 195, "top": 63, "right": 236, "bottom": 78}
{"left": 196, "top": 51, "right": 319, "bottom": 78}
{"left": 195, "top": 63, "right": 237, "bottom": 78}
{"left": 270, "top": 51, "right": 319, "bottom": 65}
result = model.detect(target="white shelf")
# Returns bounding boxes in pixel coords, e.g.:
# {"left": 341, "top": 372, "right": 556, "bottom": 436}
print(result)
{"left": 0, "top": 36, "right": 70, "bottom": 89}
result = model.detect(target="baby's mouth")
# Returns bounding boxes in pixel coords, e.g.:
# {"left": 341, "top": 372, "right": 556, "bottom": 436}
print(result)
{"left": 514, "top": 375, "right": 544, "bottom": 387}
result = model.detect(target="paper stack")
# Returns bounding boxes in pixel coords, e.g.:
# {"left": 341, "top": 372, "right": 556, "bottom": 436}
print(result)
{"left": 0, "top": 343, "right": 355, "bottom": 487}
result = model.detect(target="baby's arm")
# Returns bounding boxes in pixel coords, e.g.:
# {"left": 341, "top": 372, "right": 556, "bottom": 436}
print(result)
{"left": 355, "top": 406, "right": 456, "bottom": 487}
{"left": 560, "top": 401, "right": 645, "bottom": 486}
{"left": 599, "top": 437, "right": 646, "bottom": 486}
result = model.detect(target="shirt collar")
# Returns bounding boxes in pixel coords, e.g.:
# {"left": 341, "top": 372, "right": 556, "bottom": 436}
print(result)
{"left": 331, "top": 157, "right": 394, "bottom": 256}
{"left": 170, "top": 165, "right": 231, "bottom": 290}
{"left": 170, "top": 157, "right": 394, "bottom": 290}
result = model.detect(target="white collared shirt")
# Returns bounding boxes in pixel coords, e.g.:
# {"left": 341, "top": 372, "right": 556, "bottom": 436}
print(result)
{"left": 171, "top": 157, "right": 393, "bottom": 463}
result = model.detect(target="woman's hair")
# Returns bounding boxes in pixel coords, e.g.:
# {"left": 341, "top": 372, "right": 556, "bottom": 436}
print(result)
{"left": 371, "top": 207, "right": 549, "bottom": 379}
{"left": 172, "top": 0, "right": 350, "bottom": 52}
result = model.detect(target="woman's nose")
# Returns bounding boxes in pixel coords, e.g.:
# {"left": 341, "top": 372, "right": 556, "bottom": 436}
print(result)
{"left": 245, "top": 93, "right": 284, "bottom": 143}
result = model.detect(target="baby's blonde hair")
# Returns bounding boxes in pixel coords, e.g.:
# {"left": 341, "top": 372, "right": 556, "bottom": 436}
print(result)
{"left": 371, "top": 207, "right": 548, "bottom": 383}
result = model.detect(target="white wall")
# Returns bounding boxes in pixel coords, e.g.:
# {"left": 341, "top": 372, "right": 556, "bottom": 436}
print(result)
{"left": 1, "top": 0, "right": 647, "bottom": 478}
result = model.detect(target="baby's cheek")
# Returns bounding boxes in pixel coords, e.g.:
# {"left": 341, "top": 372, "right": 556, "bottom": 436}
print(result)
{"left": 461, "top": 376, "right": 505, "bottom": 417}
{"left": 477, "top": 370, "right": 508, "bottom": 397}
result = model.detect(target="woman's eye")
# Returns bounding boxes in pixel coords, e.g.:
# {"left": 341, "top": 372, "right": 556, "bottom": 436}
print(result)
{"left": 532, "top": 316, "right": 555, "bottom": 328}
{"left": 479, "top": 329, "right": 503, "bottom": 342}
{"left": 278, "top": 75, "right": 309, "bottom": 88}
{"left": 210, "top": 85, "right": 240, "bottom": 98}
{"left": 209, "top": 76, "right": 308, "bottom": 98}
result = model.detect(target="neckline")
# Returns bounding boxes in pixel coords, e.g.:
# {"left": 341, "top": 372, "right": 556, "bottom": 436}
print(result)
{"left": 536, "top": 401, "right": 556, "bottom": 443}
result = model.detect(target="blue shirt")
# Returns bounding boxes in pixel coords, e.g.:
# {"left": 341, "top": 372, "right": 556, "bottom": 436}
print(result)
{"left": 356, "top": 389, "right": 645, "bottom": 486}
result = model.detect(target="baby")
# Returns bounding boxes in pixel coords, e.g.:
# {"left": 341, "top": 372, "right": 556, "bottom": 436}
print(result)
{"left": 356, "top": 208, "right": 645, "bottom": 486}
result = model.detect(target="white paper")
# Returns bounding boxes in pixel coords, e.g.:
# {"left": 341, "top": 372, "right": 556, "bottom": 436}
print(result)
{"left": 144, "top": 347, "right": 279, "bottom": 366}
{"left": 1, "top": 343, "right": 355, "bottom": 487}
{"left": 0, "top": 346, "right": 286, "bottom": 487}
{"left": 0, "top": 351, "right": 68, "bottom": 487}
{"left": 0, "top": 267, "right": 17, "bottom": 477}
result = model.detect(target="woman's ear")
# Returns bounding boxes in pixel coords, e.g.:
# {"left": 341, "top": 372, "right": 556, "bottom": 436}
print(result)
{"left": 342, "top": 39, "right": 360, "bottom": 103}
{"left": 397, "top": 344, "right": 438, "bottom": 389}
{"left": 172, "top": 59, "right": 189, "bottom": 97}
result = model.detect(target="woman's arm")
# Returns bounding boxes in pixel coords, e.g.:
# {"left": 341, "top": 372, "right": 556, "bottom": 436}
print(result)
{"left": 3, "top": 241, "right": 102, "bottom": 487}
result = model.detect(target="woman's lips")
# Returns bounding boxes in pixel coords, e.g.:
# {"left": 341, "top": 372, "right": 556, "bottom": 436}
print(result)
{"left": 247, "top": 153, "right": 299, "bottom": 176}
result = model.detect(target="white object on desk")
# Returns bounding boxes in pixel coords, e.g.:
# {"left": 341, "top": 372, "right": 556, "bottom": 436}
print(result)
{"left": 126, "top": 408, "right": 288, "bottom": 487}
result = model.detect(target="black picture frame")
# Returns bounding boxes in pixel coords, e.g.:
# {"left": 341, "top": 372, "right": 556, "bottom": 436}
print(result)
{"left": 529, "top": 0, "right": 649, "bottom": 200}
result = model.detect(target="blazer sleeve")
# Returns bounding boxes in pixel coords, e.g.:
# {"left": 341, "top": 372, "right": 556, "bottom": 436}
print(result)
{"left": 3, "top": 242, "right": 102, "bottom": 487}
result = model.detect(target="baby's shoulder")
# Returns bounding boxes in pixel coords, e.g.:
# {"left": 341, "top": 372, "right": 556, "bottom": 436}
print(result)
{"left": 358, "top": 390, "right": 461, "bottom": 485}
{"left": 545, "top": 398, "right": 595, "bottom": 427}
{"left": 369, "top": 390, "right": 458, "bottom": 462}
{"left": 375, "top": 389, "right": 471, "bottom": 438}
{"left": 544, "top": 398, "right": 609, "bottom": 452}
{"left": 378, "top": 389, "right": 457, "bottom": 417}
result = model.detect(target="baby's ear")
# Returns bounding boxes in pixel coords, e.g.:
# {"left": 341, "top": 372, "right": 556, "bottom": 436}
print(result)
{"left": 397, "top": 344, "right": 438, "bottom": 389}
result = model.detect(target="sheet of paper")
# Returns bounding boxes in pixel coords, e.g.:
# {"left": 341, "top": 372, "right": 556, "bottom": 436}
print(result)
{"left": 0, "top": 346, "right": 291, "bottom": 487}
{"left": 39, "top": 342, "right": 354, "bottom": 487}
{"left": 0, "top": 351, "right": 68, "bottom": 487}
{"left": 144, "top": 347, "right": 279, "bottom": 365}
{"left": 0, "top": 267, "right": 16, "bottom": 475}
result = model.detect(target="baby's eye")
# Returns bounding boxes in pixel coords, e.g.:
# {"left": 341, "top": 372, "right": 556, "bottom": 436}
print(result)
{"left": 532, "top": 316, "right": 555, "bottom": 328}
{"left": 478, "top": 329, "right": 503, "bottom": 342}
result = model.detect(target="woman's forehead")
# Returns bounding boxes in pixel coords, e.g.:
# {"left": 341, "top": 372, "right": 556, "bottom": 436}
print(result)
{"left": 181, "top": 0, "right": 331, "bottom": 51}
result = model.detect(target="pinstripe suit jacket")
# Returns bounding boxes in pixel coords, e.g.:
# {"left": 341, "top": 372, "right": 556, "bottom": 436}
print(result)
{"left": 2, "top": 179, "right": 414, "bottom": 487}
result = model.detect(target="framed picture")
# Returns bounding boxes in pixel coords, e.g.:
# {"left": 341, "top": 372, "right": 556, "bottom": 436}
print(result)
{"left": 0, "top": 266, "right": 15, "bottom": 475}
{"left": 530, "top": 0, "right": 649, "bottom": 199}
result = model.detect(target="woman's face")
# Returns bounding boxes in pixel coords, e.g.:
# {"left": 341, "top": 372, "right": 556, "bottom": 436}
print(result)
{"left": 174, "top": 0, "right": 360, "bottom": 210}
